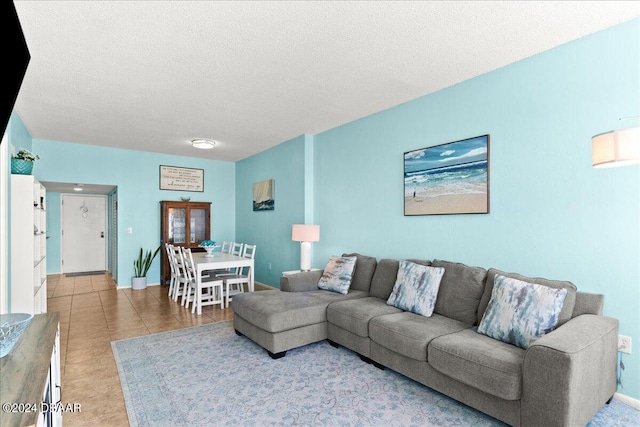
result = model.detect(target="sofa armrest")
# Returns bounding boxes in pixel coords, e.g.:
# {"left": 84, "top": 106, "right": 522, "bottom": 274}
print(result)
{"left": 521, "top": 314, "right": 618, "bottom": 427}
{"left": 280, "top": 270, "right": 324, "bottom": 292}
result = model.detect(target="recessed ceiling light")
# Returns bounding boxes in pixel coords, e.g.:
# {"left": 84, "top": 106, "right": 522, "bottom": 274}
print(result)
{"left": 73, "top": 187, "right": 83, "bottom": 191}
{"left": 191, "top": 139, "right": 216, "bottom": 149}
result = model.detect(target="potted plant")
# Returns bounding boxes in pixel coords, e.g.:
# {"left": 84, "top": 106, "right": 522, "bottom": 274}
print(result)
{"left": 132, "top": 246, "right": 161, "bottom": 290}
{"left": 11, "top": 149, "right": 40, "bottom": 175}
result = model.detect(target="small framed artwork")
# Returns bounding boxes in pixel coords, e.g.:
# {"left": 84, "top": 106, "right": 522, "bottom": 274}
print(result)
{"left": 253, "top": 179, "right": 275, "bottom": 211}
{"left": 159, "top": 165, "right": 204, "bottom": 192}
{"left": 404, "top": 135, "right": 489, "bottom": 216}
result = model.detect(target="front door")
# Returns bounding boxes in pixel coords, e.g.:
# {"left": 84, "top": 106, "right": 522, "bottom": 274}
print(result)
{"left": 61, "top": 194, "right": 107, "bottom": 273}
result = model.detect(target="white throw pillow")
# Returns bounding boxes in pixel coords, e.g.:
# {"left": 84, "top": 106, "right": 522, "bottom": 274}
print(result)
{"left": 317, "top": 256, "right": 357, "bottom": 294}
{"left": 386, "top": 260, "right": 445, "bottom": 317}
{"left": 477, "top": 275, "right": 567, "bottom": 349}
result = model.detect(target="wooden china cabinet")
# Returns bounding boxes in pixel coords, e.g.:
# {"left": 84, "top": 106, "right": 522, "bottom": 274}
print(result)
{"left": 160, "top": 200, "right": 211, "bottom": 286}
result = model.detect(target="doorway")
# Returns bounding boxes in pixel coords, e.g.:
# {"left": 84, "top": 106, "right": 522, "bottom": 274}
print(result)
{"left": 61, "top": 194, "right": 108, "bottom": 274}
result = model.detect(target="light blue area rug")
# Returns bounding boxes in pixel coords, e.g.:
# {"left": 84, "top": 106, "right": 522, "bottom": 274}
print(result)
{"left": 112, "top": 321, "right": 639, "bottom": 427}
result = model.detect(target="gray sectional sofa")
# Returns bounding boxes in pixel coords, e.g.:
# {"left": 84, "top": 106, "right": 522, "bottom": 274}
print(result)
{"left": 231, "top": 253, "right": 619, "bottom": 427}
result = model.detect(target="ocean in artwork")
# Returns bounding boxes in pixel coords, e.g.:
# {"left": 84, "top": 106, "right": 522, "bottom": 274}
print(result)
{"left": 404, "top": 160, "right": 488, "bottom": 198}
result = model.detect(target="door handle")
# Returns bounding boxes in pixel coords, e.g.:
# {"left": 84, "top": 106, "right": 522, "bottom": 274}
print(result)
{"left": 100, "top": 232, "right": 105, "bottom": 238}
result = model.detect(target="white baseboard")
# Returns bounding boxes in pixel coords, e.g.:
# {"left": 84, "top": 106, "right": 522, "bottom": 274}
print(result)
{"left": 118, "top": 282, "right": 160, "bottom": 289}
{"left": 615, "top": 392, "right": 640, "bottom": 410}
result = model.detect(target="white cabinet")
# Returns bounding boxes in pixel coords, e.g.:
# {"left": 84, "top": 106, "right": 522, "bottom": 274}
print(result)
{"left": 0, "top": 314, "right": 62, "bottom": 427}
{"left": 11, "top": 174, "right": 47, "bottom": 315}
{"left": 37, "top": 322, "right": 62, "bottom": 427}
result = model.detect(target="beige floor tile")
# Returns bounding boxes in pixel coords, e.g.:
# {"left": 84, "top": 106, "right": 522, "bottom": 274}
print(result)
{"left": 146, "top": 322, "right": 187, "bottom": 334}
{"left": 66, "top": 337, "right": 112, "bottom": 353}
{"left": 65, "top": 345, "right": 117, "bottom": 365}
{"left": 106, "top": 317, "right": 144, "bottom": 330}
{"left": 109, "top": 327, "right": 150, "bottom": 341}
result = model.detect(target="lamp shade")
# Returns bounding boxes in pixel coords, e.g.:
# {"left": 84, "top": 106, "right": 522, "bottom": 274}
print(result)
{"left": 292, "top": 224, "right": 320, "bottom": 242}
{"left": 592, "top": 126, "right": 640, "bottom": 168}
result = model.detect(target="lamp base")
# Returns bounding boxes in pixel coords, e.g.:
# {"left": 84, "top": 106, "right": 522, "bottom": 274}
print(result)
{"left": 300, "top": 241, "right": 311, "bottom": 271}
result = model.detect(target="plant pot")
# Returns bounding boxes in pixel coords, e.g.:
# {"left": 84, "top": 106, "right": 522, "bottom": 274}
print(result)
{"left": 131, "top": 276, "right": 147, "bottom": 290}
{"left": 11, "top": 159, "right": 34, "bottom": 175}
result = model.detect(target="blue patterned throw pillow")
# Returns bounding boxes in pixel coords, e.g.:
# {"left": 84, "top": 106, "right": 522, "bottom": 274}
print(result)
{"left": 477, "top": 275, "right": 568, "bottom": 349}
{"left": 317, "top": 256, "right": 357, "bottom": 294}
{"left": 386, "top": 260, "right": 445, "bottom": 317}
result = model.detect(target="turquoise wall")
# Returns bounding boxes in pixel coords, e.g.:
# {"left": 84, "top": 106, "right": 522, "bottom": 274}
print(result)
{"left": 8, "top": 111, "right": 32, "bottom": 155}
{"left": 235, "top": 135, "right": 307, "bottom": 286}
{"left": 311, "top": 20, "right": 639, "bottom": 399}
{"left": 30, "top": 139, "right": 236, "bottom": 286}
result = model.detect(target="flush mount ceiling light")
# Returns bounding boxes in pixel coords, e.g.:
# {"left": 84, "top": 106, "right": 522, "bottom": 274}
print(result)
{"left": 73, "top": 184, "right": 84, "bottom": 191}
{"left": 191, "top": 139, "right": 216, "bottom": 149}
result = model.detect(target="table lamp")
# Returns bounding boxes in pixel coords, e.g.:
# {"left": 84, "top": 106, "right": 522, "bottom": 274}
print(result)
{"left": 292, "top": 224, "right": 320, "bottom": 271}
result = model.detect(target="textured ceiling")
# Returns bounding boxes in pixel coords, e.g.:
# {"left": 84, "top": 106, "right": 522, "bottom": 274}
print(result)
{"left": 12, "top": 1, "right": 640, "bottom": 162}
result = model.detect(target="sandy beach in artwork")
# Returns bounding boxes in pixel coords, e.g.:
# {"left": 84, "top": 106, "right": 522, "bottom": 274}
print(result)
{"left": 405, "top": 184, "right": 488, "bottom": 215}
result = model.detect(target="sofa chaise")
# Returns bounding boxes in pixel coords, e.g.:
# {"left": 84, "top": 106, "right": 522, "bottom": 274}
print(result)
{"left": 231, "top": 253, "right": 618, "bottom": 427}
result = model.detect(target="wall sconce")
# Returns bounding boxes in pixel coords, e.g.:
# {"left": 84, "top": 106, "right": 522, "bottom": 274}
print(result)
{"left": 592, "top": 118, "right": 640, "bottom": 168}
{"left": 292, "top": 224, "right": 320, "bottom": 271}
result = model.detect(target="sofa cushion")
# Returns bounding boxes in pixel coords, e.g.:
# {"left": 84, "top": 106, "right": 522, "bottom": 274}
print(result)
{"left": 477, "top": 275, "right": 568, "bottom": 349}
{"left": 342, "top": 253, "right": 377, "bottom": 292}
{"left": 318, "top": 255, "right": 357, "bottom": 294}
{"left": 431, "top": 259, "right": 487, "bottom": 325}
{"left": 369, "top": 312, "right": 469, "bottom": 361}
{"left": 369, "top": 259, "right": 431, "bottom": 300}
{"left": 429, "top": 328, "right": 525, "bottom": 401}
{"left": 387, "top": 261, "right": 444, "bottom": 317}
{"left": 369, "top": 259, "right": 399, "bottom": 300}
{"left": 231, "top": 289, "right": 368, "bottom": 333}
{"left": 478, "top": 268, "right": 577, "bottom": 327}
{"left": 327, "top": 297, "right": 402, "bottom": 337}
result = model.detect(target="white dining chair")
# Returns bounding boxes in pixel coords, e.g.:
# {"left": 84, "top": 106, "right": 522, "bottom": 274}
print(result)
{"left": 165, "top": 243, "right": 176, "bottom": 297}
{"left": 166, "top": 244, "right": 188, "bottom": 302}
{"left": 230, "top": 242, "right": 244, "bottom": 257}
{"left": 212, "top": 242, "right": 246, "bottom": 278}
{"left": 180, "top": 246, "right": 224, "bottom": 312}
{"left": 220, "top": 241, "right": 233, "bottom": 254}
{"left": 221, "top": 244, "right": 256, "bottom": 308}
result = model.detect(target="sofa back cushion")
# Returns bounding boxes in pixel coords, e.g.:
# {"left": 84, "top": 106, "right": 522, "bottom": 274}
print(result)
{"left": 342, "top": 253, "right": 377, "bottom": 292}
{"left": 431, "top": 259, "right": 488, "bottom": 325}
{"left": 478, "top": 268, "right": 577, "bottom": 327}
{"left": 370, "top": 259, "right": 399, "bottom": 299}
{"left": 573, "top": 292, "right": 604, "bottom": 317}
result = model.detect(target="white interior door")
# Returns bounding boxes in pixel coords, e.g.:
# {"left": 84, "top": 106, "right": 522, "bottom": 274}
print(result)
{"left": 61, "top": 194, "right": 107, "bottom": 273}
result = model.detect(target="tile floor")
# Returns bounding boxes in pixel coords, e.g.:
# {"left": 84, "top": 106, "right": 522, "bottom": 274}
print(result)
{"left": 47, "top": 272, "right": 234, "bottom": 426}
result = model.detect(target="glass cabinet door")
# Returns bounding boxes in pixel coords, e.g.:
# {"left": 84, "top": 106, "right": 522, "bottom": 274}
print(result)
{"left": 189, "top": 208, "right": 206, "bottom": 243}
{"left": 168, "top": 207, "right": 186, "bottom": 244}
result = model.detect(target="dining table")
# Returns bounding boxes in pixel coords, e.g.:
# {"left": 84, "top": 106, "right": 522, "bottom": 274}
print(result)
{"left": 192, "top": 252, "right": 254, "bottom": 315}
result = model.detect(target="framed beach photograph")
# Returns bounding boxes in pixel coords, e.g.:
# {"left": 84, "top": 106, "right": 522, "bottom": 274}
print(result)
{"left": 253, "top": 179, "right": 275, "bottom": 211}
{"left": 404, "top": 135, "right": 490, "bottom": 216}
